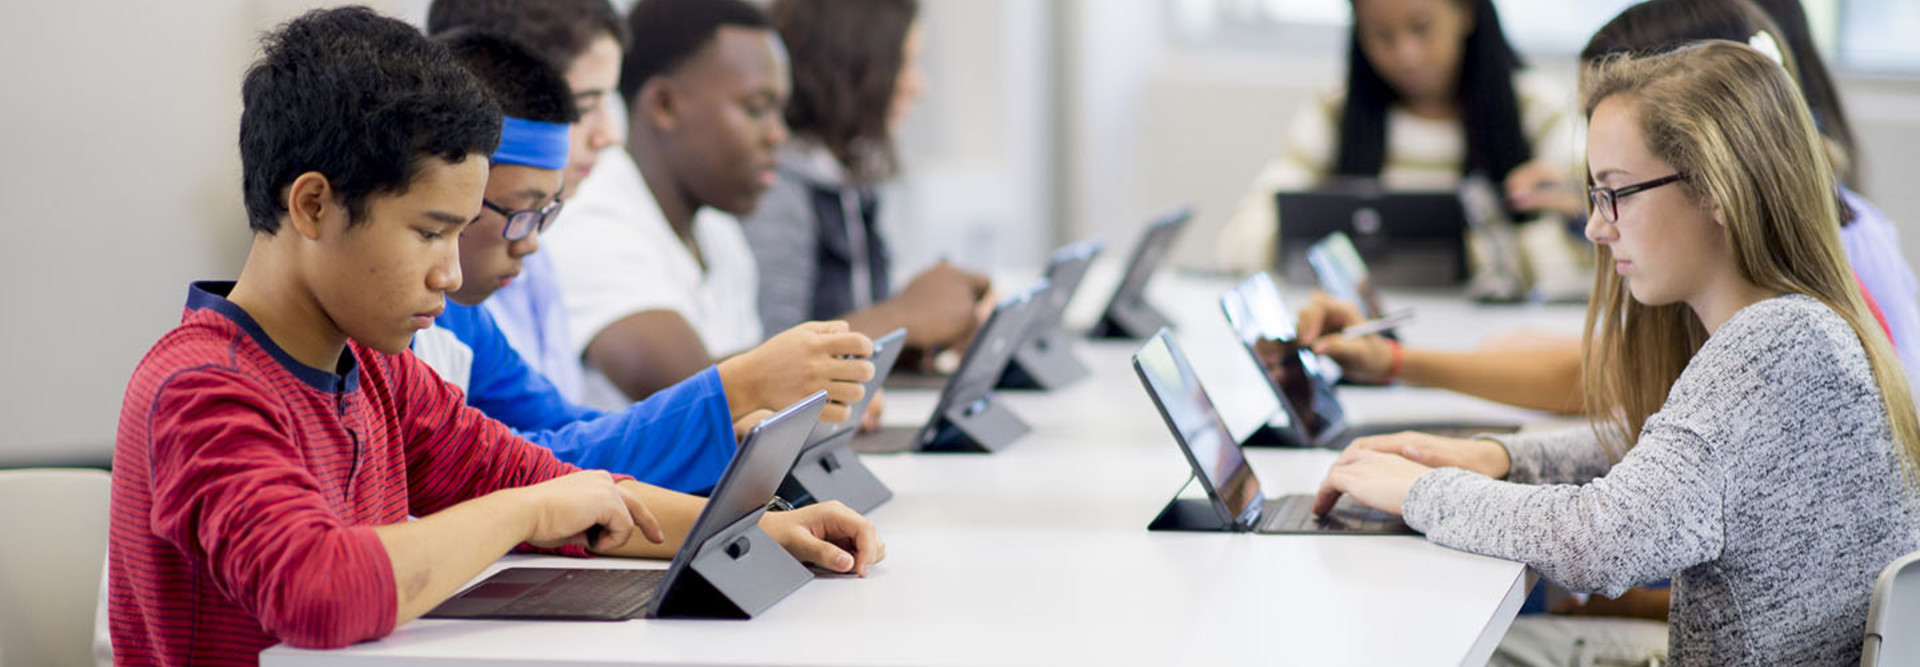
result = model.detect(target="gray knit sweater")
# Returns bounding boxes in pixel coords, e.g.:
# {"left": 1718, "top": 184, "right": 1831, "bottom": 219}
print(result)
{"left": 1403, "top": 295, "right": 1919, "bottom": 666}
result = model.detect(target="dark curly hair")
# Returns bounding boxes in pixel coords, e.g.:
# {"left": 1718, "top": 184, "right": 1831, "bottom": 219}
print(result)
{"left": 771, "top": 0, "right": 919, "bottom": 184}
{"left": 239, "top": 6, "right": 501, "bottom": 234}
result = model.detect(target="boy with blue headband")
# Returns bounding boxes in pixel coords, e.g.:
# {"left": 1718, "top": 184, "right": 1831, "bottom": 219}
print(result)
{"left": 418, "top": 30, "right": 875, "bottom": 493}
{"left": 426, "top": 0, "right": 629, "bottom": 403}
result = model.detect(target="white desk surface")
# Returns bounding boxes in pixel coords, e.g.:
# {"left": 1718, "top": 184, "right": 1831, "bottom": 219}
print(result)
{"left": 265, "top": 266, "right": 1589, "bottom": 667}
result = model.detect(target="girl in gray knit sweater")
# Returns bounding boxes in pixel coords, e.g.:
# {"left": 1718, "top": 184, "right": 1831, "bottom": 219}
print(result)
{"left": 1312, "top": 42, "right": 1920, "bottom": 666}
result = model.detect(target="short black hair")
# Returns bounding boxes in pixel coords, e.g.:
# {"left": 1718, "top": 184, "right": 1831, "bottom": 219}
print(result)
{"left": 439, "top": 29, "right": 581, "bottom": 125}
{"left": 240, "top": 6, "right": 501, "bottom": 234}
{"left": 618, "top": 0, "right": 770, "bottom": 104}
{"left": 425, "top": 0, "right": 627, "bottom": 74}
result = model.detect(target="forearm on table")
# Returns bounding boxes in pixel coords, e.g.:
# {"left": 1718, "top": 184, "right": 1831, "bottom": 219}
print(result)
{"left": 1400, "top": 347, "right": 1585, "bottom": 414}
{"left": 587, "top": 316, "right": 716, "bottom": 403}
{"left": 374, "top": 489, "right": 536, "bottom": 625}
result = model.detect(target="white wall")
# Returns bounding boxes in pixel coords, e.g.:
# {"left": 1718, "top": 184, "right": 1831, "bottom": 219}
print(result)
{"left": 0, "top": 0, "right": 408, "bottom": 467}
{"left": 888, "top": 0, "right": 1057, "bottom": 277}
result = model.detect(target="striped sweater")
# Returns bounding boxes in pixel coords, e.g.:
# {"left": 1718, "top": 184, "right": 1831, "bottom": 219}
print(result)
{"left": 109, "top": 282, "right": 600, "bottom": 666}
{"left": 1404, "top": 295, "right": 1920, "bottom": 665}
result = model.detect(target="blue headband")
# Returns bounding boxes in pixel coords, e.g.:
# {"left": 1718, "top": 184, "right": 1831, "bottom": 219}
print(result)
{"left": 492, "top": 116, "right": 571, "bottom": 171}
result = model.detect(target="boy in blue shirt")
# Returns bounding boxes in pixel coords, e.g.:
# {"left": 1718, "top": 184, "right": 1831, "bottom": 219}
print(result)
{"left": 413, "top": 30, "right": 873, "bottom": 493}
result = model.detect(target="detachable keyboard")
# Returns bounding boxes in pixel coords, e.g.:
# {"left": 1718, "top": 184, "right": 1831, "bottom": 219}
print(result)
{"left": 849, "top": 425, "right": 923, "bottom": 454}
{"left": 1255, "top": 495, "right": 1412, "bottom": 534}
{"left": 490, "top": 568, "right": 664, "bottom": 619}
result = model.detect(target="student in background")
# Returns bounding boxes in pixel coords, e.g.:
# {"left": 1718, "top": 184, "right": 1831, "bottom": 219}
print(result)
{"left": 1314, "top": 41, "right": 1920, "bottom": 666}
{"left": 1213, "top": 0, "right": 1577, "bottom": 274}
{"left": 413, "top": 30, "right": 873, "bottom": 494}
{"left": 430, "top": 1, "right": 879, "bottom": 431}
{"left": 742, "top": 0, "right": 990, "bottom": 356}
{"left": 109, "top": 10, "right": 882, "bottom": 664}
{"left": 1297, "top": 0, "right": 1917, "bottom": 414}
{"left": 1746, "top": 0, "right": 1919, "bottom": 379}
{"left": 1562, "top": 0, "right": 1916, "bottom": 379}
{"left": 425, "top": 0, "right": 627, "bottom": 402}
{"left": 541, "top": 0, "right": 801, "bottom": 410}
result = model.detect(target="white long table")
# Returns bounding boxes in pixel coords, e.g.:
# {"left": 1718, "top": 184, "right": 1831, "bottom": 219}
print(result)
{"left": 264, "top": 267, "right": 1589, "bottom": 667}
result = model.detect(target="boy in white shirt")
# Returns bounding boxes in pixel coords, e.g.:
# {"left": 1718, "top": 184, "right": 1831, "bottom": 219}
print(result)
{"left": 541, "top": 0, "right": 789, "bottom": 410}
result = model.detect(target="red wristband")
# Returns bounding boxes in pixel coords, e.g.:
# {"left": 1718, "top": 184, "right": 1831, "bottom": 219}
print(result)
{"left": 1379, "top": 337, "right": 1404, "bottom": 384}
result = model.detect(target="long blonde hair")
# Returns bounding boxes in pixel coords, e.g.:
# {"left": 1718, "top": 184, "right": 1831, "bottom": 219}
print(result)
{"left": 1578, "top": 41, "right": 1919, "bottom": 479}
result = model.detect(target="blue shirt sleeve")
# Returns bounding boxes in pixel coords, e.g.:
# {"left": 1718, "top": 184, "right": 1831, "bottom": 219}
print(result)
{"left": 438, "top": 303, "right": 737, "bottom": 493}
{"left": 438, "top": 303, "right": 601, "bottom": 429}
{"left": 523, "top": 366, "right": 737, "bottom": 494}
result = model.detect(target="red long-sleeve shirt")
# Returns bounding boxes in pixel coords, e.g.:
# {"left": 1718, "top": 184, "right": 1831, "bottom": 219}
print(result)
{"left": 110, "top": 283, "right": 598, "bottom": 666}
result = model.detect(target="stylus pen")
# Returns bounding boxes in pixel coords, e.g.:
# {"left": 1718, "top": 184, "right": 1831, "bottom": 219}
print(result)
{"left": 1335, "top": 309, "right": 1415, "bottom": 339}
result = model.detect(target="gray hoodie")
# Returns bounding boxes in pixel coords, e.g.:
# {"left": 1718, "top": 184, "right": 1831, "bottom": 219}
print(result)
{"left": 741, "top": 140, "right": 892, "bottom": 333}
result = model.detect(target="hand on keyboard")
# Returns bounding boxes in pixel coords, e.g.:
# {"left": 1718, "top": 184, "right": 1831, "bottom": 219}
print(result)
{"left": 1313, "top": 447, "right": 1432, "bottom": 516}
{"left": 522, "top": 471, "right": 665, "bottom": 551}
{"left": 1345, "top": 431, "right": 1512, "bottom": 479}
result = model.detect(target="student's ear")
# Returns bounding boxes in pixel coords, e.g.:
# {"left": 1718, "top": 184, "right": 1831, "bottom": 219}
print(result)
{"left": 637, "top": 77, "right": 681, "bottom": 133}
{"left": 1454, "top": 0, "right": 1475, "bottom": 38}
{"left": 284, "top": 171, "right": 336, "bottom": 241}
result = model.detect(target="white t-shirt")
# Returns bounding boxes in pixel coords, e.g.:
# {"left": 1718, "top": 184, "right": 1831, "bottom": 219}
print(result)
{"left": 542, "top": 147, "right": 764, "bottom": 411}
{"left": 409, "top": 325, "right": 473, "bottom": 394}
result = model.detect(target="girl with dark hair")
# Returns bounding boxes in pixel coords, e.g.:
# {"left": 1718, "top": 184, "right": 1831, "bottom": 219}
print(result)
{"left": 742, "top": 0, "right": 991, "bottom": 357}
{"left": 1215, "top": 0, "right": 1578, "bottom": 275}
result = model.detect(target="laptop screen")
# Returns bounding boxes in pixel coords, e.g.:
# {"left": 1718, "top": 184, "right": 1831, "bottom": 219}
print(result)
{"left": 1220, "top": 274, "right": 1348, "bottom": 443}
{"left": 669, "top": 391, "right": 828, "bottom": 572}
{"left": 1306, "top": 231, "right": 1386, "bottom": 320}
{"left": 1030, "top": 239, "right": 1104, "bottom": 333}
{"left": 1277, "top": 189, "right": 1469, "bottom": 287}
{"left": 1132, "top": 333, "right": 1262, "bottom": 524}
{"left": 933, "top": 282, "right": 1046, "bottom": 419}
{"left": 1103, "top": 206, "right": 1191, "bottom": 312}
{"left": 806, "top": 328, "right": 907, "bottom": 447}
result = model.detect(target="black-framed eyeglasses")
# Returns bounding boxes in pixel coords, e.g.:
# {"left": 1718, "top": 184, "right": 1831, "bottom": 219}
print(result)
{"left": 1587, "top": 173, "right": 1685, "bottom": 223}
{"left": 481, "top": 189, "right": 566, "bottom": 242}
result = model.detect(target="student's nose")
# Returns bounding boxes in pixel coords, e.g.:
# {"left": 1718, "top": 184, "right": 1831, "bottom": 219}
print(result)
{"left": 1585, "top": 210, "right": 1617, "bottom": 245}
{"left": 510, "top": 226, "right": 541, "bottom": 259}
{"left": 592, "top": 113, "right": 621, "bottom": 151}
{"left": 765, "top": 113, "right": 789, "bottom": 148}
{"left": 429, "top": 244, "right": 462, "bottom": 293}
{"left": 1394, "top": 36, "right": 1424, "bottom": 71}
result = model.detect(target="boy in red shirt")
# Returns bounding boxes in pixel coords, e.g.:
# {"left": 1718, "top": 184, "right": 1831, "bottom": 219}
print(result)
{"left": 108, "top": 8, "right": 883, "bottom": 666}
